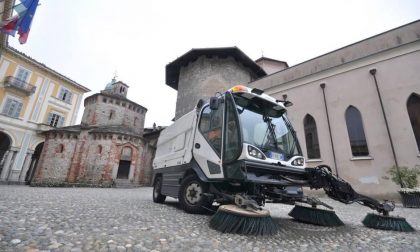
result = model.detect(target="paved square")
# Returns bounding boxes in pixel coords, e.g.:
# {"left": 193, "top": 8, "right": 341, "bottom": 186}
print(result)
{"left": 0, "top": 186, "right": 419, "bottom": 251}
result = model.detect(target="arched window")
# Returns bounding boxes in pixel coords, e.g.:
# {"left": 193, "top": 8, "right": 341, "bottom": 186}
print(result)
{"left": 345, "top": 106, "right": 369, "bottom": 156}
{"left": 57, "top": 144, "right": 64, "bottom": 153}
{"left": 407, "top": 93, "right": 420, "bottom": 151}
{"left": 97, "top": 145, "right": 102, "bottom": 154}
{"left": 121, "top": 147, "right": 132, "bottom": 161}
{"left": 303, "top": 114, "right": 320, "bottom": 159}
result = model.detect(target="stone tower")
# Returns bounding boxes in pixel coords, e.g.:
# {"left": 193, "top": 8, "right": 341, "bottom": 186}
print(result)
{"left": 166, "top": 47, "right": 267, "bottom": 120}
{"left": 81, "top": 78, "right": 146, "bottom": 135}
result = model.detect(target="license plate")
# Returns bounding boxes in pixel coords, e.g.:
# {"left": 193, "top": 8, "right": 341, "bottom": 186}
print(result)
{"left": 267, "top": 151, "right": 284, "bottom": 161}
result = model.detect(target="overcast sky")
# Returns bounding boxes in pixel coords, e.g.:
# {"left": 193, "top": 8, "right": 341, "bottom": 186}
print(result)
{"left": 9, "top": 0, "right": 420, "bottom": 127}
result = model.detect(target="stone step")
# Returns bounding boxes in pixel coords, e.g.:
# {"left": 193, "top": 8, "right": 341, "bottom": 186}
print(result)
{"left": 114, "top": 179, "right": 139, "bottom": 188}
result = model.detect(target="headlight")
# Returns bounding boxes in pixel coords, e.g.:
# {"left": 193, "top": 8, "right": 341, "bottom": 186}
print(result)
{"left": 291, "top": 157, "right": 304, "bottom": 166}
{"left": 247, "top": 145, "right": 266, "bottom": 160}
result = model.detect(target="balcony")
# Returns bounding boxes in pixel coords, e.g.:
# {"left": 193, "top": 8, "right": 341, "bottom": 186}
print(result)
{"left": 3, "top": 76, "right": 36, "bottom": 95}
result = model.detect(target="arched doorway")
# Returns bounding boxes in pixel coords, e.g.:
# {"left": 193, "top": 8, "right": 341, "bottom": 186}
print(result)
{"left": 117, "top": 147, "right": 132, "bottom": 179}
{"left": 25, "top": 142, "right": 44, "bottom": 184}
{"left": 0, "top": 132, "right": 12, "bottom": 178}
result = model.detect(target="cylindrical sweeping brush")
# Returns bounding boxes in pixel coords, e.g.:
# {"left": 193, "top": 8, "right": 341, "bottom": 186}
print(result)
{"left": 288, "top": 205, "right": 344, "bottom": 226}
{"left": 362, "top": 213, "right": 415, "bottom": 232}
{"left": 209, "top": 204, "right": 277, "bottom": 235}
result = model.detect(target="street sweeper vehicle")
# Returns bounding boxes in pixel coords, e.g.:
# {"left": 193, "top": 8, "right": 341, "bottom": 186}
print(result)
{"left": 152, "top": 85, "right": 414, "bottom": 235}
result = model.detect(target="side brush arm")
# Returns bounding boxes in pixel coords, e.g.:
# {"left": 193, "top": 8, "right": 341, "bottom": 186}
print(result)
{"left": 306, "top": 165, "right": 395, "bottom": 215}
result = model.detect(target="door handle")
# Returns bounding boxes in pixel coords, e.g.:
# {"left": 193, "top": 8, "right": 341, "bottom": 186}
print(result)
{"left": 195, "top": 143, "right": 201, "bottom": 149}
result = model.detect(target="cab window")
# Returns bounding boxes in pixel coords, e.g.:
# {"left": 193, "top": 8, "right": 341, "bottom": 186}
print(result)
{"left": 199, "top": 105, "right": 223, "bottom": 155}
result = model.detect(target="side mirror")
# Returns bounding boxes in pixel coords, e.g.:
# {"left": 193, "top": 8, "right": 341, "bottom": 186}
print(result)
{"left": 276, "top": 99, "right": 293, "bottom": 107}
{"left": 283, "top": 101, "right": 293, "bottom": 107}
{"left": 209, "top": 97, "right": 220, "bottom": 110}
{"left": 196, "top": 99, "right": 205, "bottom": 110}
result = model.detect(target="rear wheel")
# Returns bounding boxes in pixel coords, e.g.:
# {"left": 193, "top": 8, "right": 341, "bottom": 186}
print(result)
{"left": 179, "top": 174, "right": 211, "bottom": 213}
{"left": 153, "top": 177, "right": 166, "bottom": 203}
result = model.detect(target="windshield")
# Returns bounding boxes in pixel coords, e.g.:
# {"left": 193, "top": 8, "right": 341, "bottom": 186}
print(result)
{"left": 233, "top": 94, "right": 301, "bottom": 160}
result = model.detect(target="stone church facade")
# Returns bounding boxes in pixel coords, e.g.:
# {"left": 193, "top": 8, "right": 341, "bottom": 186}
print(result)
{"left": 31, "top": 79, "right": 158, "bottom": 187}
{"left": 166, "top": 21, "right": 420, "bottom": 197}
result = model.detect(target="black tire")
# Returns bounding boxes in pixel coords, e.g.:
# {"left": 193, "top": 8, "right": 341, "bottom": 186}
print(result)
{"left": 178, "top": 174, "right": 211, "bottom": 214}
{"left": 153, "top": 177, "right": 166, "bottom": 203}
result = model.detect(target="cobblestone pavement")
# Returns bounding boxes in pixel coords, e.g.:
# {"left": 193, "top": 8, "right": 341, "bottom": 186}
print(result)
{"left": 0, "top": 186, "right": 419, "bottom": 252}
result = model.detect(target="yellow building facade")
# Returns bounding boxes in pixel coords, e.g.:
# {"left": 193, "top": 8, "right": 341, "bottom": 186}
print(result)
{"left": 0, "top": 44, "right": 90, "bottom": 184}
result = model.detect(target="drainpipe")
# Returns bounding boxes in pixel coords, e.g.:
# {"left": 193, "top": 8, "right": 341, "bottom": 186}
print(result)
{"left": 369, "top": 69, "right": 403, "bottom": 187}
{"left": 320, "top": 83, "right": 339, "bottom": 177}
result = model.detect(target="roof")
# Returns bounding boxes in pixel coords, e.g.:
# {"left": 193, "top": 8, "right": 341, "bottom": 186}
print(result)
{"left": 89, "top": 125, "right": 142, "bottom": 137}
{"left": 85, "top": 92, "right": 148, "bottom": 111}
{"left": 5, "top": 47, "right": 91, "bottom": 92}
{"left": 43, "top": 124, "right": 144, "bottom": 138}
{"left": 143, "top": 126, "right": 165, "bottom": 137}
{"left": 166, "top": 46, "right": 267, "bottom": 90}
{"left": 255, "top": 57, "right": 289, "bottom": 67}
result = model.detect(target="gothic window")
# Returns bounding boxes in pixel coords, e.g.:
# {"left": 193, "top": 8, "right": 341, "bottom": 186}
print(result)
{"left": 345, "top": 106, "right": 369, "bottom": 156}
{"left": 407, "top": 93, "right": 420, "bottom": 151}
{"left": 303, "top": 114, "right": 320, "bottom": 159}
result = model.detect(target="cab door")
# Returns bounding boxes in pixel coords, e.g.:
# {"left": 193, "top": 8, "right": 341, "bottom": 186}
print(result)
{"left": 193, "top": 104, "right": 224, "bottom": 179}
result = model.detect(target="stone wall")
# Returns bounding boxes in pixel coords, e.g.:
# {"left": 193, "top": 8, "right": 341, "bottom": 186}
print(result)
{"left": 175, "top": 55, "right": 254, "bottom": 119}
{"left": 32, "top": 129, "right": 153, "bottom": 187}
{"left": 32, "top": 132, "right": 78, "bottom": 184}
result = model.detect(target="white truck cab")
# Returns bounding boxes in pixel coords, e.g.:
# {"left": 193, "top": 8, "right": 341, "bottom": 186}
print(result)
{"left": 152, "top": 85, "right": 307, "bottom": 213}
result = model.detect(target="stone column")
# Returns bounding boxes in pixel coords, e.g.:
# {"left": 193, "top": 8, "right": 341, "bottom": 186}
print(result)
{"left": 26, "top": 158, "right": 39, "bottom": 183}
{"left": 19, "top": 152, "right": 33, "bottom": 182}
{"left": 0, "top": 150, "right": 16, "bottom": 181}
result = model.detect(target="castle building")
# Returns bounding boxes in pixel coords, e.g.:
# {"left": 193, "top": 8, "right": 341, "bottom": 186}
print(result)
{"left": 167, "top": 21, "right": 420, "bottom": 197}
{"left": 0, "top": 0, "right": 90, "bottom": 184}
{"left": 31, "top": 79, "right": 157, "bottom": 187}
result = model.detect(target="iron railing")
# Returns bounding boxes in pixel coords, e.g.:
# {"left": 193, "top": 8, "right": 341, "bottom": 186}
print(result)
{"left": 3, "top": 76, "right": 36, "bottom": 95}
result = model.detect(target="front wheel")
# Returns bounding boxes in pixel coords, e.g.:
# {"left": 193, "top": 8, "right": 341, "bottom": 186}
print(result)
{"left": 153, "top": 177, "right": 166, "bottom": 203}
{"left": 178, "top": 174, "right": 211, "bottom": 214}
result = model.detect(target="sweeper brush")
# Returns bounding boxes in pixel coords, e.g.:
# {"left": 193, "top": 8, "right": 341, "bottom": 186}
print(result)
{"left": 209, "top": 205, "right": 277, "bottom": 236}
{"left": 288, "top": 205, "right": 344, "bottom": 226}
{"left": 362, "top": 213, "right": 415, "bottom": 232}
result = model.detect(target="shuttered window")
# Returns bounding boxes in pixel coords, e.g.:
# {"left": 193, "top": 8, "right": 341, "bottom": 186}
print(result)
{"left": 58, "top": 87, "right": 73, "bottom": 104}
{"left": 2, "top": 97, "right": 23, "bottom": 118}
{"left": 16, "top": 68, "right": 30, "bottom": 82}
{"left": 47, "top": 112, "right": 65, "bottom": 127}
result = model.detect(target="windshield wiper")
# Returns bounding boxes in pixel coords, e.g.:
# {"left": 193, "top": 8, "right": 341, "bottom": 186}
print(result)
{"left": 282, "top": 115, "right": 299, "bottom": 156}
{"left": 263, "top": 115, "right": 279, "bottom": 150}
